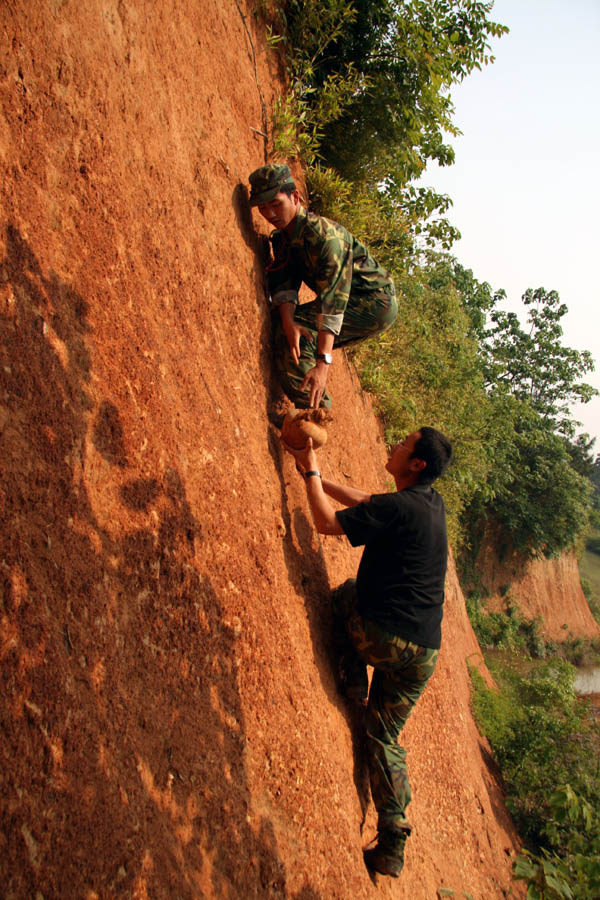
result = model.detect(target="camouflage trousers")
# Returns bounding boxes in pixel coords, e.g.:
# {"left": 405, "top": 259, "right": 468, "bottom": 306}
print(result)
{"left": 332, "top": 579, "right": 439, "bottom": 833}
{"left": 272, "top": 287, "right": 397, "bottom": 409}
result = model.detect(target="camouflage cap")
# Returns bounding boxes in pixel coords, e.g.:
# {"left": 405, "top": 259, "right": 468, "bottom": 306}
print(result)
{"left": 248, "top": 163, "right": 296, "bottom": 206}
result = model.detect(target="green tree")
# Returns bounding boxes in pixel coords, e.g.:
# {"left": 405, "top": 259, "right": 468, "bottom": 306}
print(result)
{"left": 269, "top": 0, "right": 507, "bottom": 250}
{"left": 591, "top": 455, "right": 600, "bottom": 494}
{"left": 265, "top": 1, "right": 596, "bottom": 560}
{"left": 502, "top": 412, "right": 590, "bottom": 556}
{"left": 445, "top": 261, "right": 505, "bottom": 341}
{"left": 451, "top": 285, "right": 597, "bottom": 559}
{"left": 587, "top": 454, "right": 600, "bottom": 533}
{"left": 566, "top": 433, "right": 596, "bottom": 480}
{"left": 308, "top": 0, "right": 508, "bottom": 185}
{"left": 483, "top": 288, "right": 597, "bottom": 436}
{"left": 354, "top": 255, "right": 494, "bottom": 544}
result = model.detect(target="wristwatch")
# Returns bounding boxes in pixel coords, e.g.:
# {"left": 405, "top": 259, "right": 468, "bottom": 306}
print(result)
{"left": 316, "top": 353, "right": 333, "bottom": 365}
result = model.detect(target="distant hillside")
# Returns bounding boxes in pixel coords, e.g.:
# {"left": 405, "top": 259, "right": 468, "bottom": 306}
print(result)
{"left": 471, "top": 538, "right": 600, "bottom": 643}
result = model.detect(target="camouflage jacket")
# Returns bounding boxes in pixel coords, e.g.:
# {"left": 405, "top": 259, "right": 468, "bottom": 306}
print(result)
{"left": 268, "top": 206, "right": 394, "bottom": 335}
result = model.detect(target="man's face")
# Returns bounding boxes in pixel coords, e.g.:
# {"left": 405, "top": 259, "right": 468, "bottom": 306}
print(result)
{"left": 386, "top": 431, "right": 422, "bottom": 479}
{"left": 257, "top": 190, "right": 299, "bottom": 231}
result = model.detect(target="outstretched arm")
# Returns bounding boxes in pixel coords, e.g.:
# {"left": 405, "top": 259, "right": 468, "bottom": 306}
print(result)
{"left": 322, "top": 478, "right": 371, "bottom": 507}
{"left": 281, "top": 438, "right": 370, "bottom": 534}
{"left": 305, "top": 472, "right": 346, "bottom": 535}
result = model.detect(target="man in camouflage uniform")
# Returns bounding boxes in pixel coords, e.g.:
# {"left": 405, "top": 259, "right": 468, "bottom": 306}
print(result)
{"left": 282, "top": 426, "right": 452, "bottom": 878}
{"left": 248, "top": 163, "right": 397, "bottom": 409}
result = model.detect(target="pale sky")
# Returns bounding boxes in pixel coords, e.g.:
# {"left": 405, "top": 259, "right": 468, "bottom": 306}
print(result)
{"left": 420, "top": 0, "right": 600, "bottom": 448}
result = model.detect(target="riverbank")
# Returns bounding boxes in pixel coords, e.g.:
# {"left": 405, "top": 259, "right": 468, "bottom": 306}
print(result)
{"left": 574, "top": 665, "right": 600, "bottom": 695}
{"left": 478, "top": 648, "right": 600, "bottom": 755}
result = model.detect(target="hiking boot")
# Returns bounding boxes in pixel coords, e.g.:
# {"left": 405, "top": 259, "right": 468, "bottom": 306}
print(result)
{"left": 363, "top": 829, "right": 408, "bottom": 878}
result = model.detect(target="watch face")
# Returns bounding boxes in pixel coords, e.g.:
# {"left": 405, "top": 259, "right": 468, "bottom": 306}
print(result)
{"left": 318, "top": 353, "right": 332, "bottom": 364}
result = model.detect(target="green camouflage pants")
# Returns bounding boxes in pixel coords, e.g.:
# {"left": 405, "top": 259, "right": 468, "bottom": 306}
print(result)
{"left": 272, "top": 287, "right": 397, "bottom": 409}
{"left": 333, "top": 579, "right": 439, "bottom": 833}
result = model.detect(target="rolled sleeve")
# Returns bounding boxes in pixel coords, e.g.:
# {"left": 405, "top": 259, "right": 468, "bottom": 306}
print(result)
{"left": 272, "top": 289, "right": 299, "bottom": 308}
{"left": 316, "top": 312, "right": 345, "bottom": 335}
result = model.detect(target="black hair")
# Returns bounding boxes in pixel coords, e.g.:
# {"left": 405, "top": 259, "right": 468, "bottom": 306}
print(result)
{"left": 278, "top": 182, "right": 297, "bottom": 196}
{"left": 411, "top": 427, "right": 452, "bottom": 485}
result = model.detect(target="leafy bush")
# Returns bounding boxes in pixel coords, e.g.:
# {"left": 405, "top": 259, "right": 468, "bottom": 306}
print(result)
{"left": 266, "top": 0, "right": 369, "bottom": 165}
{"left": 289, "top": 0, "right": 507, "bottom": 189}
{"left": 470, "top": 660, "right": 600, "bottom": 898}
{"left": 267, "top": 0, "right": 506, "bottom": 250}
{"left": 560, "top": 636, "right": 600, "bottom": 668}
{"left": 514, "top": 785, "right": 600, "bottom": 900}
{"left": 466, "top": 593, "right": 548, "bottom": 658}
{"left": 265, "top": 0, "right": 596, "bottom": 563}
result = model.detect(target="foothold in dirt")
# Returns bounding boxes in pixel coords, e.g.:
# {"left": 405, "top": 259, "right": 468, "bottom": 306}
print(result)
{"left": 281, "top": 408, "right": 331, "bottom": 450}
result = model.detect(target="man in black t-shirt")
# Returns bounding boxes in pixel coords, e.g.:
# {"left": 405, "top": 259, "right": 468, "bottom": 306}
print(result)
{"left": 282, "top": 426, "right": 452, "bottom": 879}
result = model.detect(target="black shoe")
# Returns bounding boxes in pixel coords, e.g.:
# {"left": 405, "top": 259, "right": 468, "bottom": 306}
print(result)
{"left": 363, "top": 829, "right": 408, "bottom": 878}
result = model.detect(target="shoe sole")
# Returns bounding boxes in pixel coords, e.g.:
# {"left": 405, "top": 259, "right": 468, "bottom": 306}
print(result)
{"left": 363, "top": 849, "right": 403, "bottom": 878}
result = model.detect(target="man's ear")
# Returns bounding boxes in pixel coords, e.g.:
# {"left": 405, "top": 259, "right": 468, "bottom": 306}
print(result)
{"left": 409, "top": 457, "right": 427, "bottom": 474}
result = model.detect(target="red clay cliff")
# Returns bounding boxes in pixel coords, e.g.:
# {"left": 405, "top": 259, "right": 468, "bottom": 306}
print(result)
{"left": 2, "top": 2, "right": 593, "bottom": 897}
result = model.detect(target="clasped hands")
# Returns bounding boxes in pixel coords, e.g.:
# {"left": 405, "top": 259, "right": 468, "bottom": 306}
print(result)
{"left": 280, "top": 435, "right": 318, "bottom": 477}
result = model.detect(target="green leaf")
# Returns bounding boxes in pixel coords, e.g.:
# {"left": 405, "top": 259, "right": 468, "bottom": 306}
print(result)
{"left": 514, "top": 855, "right": 538, "bottom": 880}
{"left": 526, "top": 884, "right": 542, "bottom": 900}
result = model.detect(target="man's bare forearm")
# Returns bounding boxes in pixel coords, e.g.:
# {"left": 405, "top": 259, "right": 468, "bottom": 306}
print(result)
{"left": 306, "top": 476, "right": 345, "bottom": 535}
{"left": 279, "top": 301, "right": 296, "bottom": 325}
{"left": 283, "top": 439, "right": 369, "bottom": 530}
{"left": 322, "top": 478, "right": 371, "bottom": 507}
{"left": 317, "top": 330, "right": 335, "bottom": 356}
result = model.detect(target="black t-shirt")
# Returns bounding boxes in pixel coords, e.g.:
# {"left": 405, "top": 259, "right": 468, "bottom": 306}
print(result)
{"left": 336, "top": 485, "right": 448, "bottom": 649}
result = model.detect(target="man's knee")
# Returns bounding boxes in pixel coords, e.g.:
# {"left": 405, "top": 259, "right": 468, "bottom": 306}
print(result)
{"left": 332, "top": 578, "right": 357, "bottom": 618}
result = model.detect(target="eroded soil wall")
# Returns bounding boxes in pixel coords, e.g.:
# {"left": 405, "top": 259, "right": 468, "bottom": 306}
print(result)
{"left": 474, "top": 540, "right": 599, "bottom": 642}
{"left": 1, "top": 3, "right": 525, "bottom": 897}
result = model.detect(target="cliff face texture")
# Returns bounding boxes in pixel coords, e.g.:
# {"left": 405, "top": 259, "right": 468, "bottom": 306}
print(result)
{"left": 3, "top": 2, "right": 585, "bottom": 898}
{"left": 475, "top": 541, "right": 600, "bottom": 643}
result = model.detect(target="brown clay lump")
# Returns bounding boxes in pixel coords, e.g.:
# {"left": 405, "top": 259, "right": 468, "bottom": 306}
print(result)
{"left": 281, "top": 408, "right": 331, "bottom": 450}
